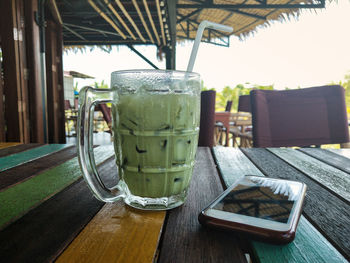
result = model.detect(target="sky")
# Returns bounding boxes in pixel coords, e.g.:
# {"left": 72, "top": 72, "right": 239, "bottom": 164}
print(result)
{"left": 63, "top": 1, "right": 350, "bottom": 91}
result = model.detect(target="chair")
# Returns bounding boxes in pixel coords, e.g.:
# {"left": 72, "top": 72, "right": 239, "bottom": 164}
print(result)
{"left": 94, "top": 104, "right": 112, "bottom": 133}
{"left": 237, "top": 95, "right": 251, "bottom": 113}
{"left": 225, "top": 100, "right": 233, "bottom": 112}
{"left": 250, "top": 85, "right": 349, "bottom": 147}
{"left": 199, "top": 90, "right": 216, "bottom": 147}
{"left": 64, "top": 100, "right": 78, "bottom": 136}
{"left": 229, "top": 95, "right": 253, "bottom": 147}
{"left": 98, "top": 103, "right": 112, "bottom": 133}
{"left": 214, "top": 100, "right": 232, "bottom": 146}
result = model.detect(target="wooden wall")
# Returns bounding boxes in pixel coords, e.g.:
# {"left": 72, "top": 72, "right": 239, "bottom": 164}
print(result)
{"left": 0, "top": 0, "right": 30, "bottom": 143}
{"left": 45, "top": 19, "right": 66, "bottom": 143}
{"left": 0, "top": 0, "right": 65, "bottom": 143}
{"left": 24, "top": 0, "right": 46, "bottom": 143}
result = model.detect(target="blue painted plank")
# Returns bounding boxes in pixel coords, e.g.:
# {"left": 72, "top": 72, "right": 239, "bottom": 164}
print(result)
{"left": 0, "top": 144, "right": 70, "bottom": 172}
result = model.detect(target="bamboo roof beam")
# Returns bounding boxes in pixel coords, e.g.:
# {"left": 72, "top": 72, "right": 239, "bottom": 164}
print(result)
{"left": 64, "top": 22, "right": 120, "bottom": 36}
{"left": 115, "top": 0, "right": 146, "bottom": 42}
{"left": 63, "top": 24, "right": 87, "bottom": 40}
{"left": 143, "top": 0, "right": 161, "bottom": 46}
{"left": 104, "top": 0, "right": 136, "bottom": 40}
{"left": 132, "top": 0, "right": 155, "bottom": 43}
{"left": 51, "top": 0, "right": 63, "bottom": 24}
{"left": 155, "top": 0, "right": 166, "bottom": 46}
{"left": 88, "top": 0, "right": 126, "bottom": 39}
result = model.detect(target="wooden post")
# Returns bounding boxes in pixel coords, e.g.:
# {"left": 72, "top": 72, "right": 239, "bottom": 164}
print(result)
{"left": 166, "top": 0, "right": 176, "bottom": 70}
{"left": 45, "top": 19, "right": 66, "bottom": 143}
{"left": 0, "top": 0, "right": 30, "bottom": 143}
{"left": 24, "top": 0, "right": 46, "bottom": 143}
{"left": 56, "top": 23, "right": 66, "bottom": 143}
{"left": 0, "top": 50, "right": 5, "bottom": 142}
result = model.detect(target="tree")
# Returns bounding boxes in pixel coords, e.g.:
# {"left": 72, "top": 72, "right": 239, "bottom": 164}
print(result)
{"left": 215, "top": 83, "right": 273, "bottom": 111}
{"left": 331, "top": 72, "right": 350, "bottom": 112}
{"left": 94, "top": 80, "right": 109, "bottom": 89}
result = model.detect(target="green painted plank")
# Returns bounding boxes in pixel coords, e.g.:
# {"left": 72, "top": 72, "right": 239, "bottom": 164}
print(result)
{"left": 212, "top": 147, "right": 348, "bottom": 263}
{"left": 253, "top": 218, "right": 347, "bottom": 263}
{"left": 0, "top": 144, "right": 41, "bottom": 158}
{"left": 211, "top": 146, "right": 264, "bottom": 186}
{"left": 242, "top": 148, "right": 350, "bottom": 259}
{"left": 268, "top": 148, "right": 350, "bottom": 203}
{"left": 0, "top": 144, "right": 70, "bottom": 172}
{"left": 327, "top": 149, "right": 350, "bottom": 159}
{"left": 0, "top": 146, "right": 115, "bottom": 229}
{"left": 299, "top": 148, "right": 350, "bottom": 174}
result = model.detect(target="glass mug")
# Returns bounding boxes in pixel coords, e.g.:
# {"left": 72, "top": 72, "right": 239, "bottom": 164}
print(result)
{"left": 77, "top": 70, "right": 201, "bottom": 210}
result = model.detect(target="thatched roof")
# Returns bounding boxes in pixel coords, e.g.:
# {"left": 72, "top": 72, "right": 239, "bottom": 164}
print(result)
{"left": 64, "top": 71, "right": 95, "bottom": 79}
{"left": 177, "top": 0, "right": 325, "bottom": 41}
{"left": 52, "top": 0, "right": 326, "bottom": 48}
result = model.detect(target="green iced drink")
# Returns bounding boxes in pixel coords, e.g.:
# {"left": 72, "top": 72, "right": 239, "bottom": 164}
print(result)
{"left": 113, "top": 92, "right": 200, "bottom": 198}
{"left": 78, "top": 70, "right": 200, "bottom": 210}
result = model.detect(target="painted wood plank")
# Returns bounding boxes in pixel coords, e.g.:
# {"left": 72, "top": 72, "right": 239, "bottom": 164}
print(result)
{"left": 0, "top": 158, "right": 116, "bottom": 262}
{"left": 242, "top": 148, "right": 350, "bottom": 261}
{"left": 268, "top": 148, "right": 350, "bottom": 203}
{"left": 158, "top": 148, "right": 247, "bottom": 263}
{"left": 253, "top": 218, "right": 347, "bottom": 263}
{"left": 299, "top": 148, "right": 350, "bottom": 174}
{"left": 211, "top": 146, "right": 264, "bottom": 186}
{"left": 212, "top": 147, "right": 348, "bottom": 263}
{"left": 327, "top": 148, "right": 350, "bottom": 159}
{"left": 0, "top": 142, "right": 21, "bottom": 149}
{"left": 0, "top": 146, "right": 115, "bottom": 229}
{"left": 0, "top": 145, "right": 76, "bottom": 191}
{"left": 0, "top": 144, "right": 70, "bottom": 172}
{"left": 57, "top": 204, "right": 165, "bottom": 263}
{"left": 0, "top": 143, "right": 41, "bottom": 158}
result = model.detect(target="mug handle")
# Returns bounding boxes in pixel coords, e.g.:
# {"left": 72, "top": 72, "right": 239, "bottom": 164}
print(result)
{"left": 77, "top": 86, "right": 124, "bottom": 202}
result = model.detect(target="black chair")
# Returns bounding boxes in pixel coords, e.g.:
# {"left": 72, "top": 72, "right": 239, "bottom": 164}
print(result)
{"left": 225, "top": 100, "right": 233, "bottom": 112}
{"left": 237, "top": 95, "right": 251, "bottom": 113}
{"left": 250, "top": 85, "right": 349, "bottom": 147}
{"left": 199, "top": 90, "right": 216, "bottom": 147}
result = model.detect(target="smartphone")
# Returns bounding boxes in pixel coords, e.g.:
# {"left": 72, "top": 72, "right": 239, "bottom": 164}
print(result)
{"left": 198, "top": 175, "right": 307, "bottom": 244}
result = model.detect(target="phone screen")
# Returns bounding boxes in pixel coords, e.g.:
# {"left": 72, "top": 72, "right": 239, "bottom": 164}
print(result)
{"left": 212, "top": 177, "right": 302, "bottom": 223}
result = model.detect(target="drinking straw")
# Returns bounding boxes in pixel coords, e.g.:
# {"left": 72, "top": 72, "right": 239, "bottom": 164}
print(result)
{"left": 187, "top": 20, "right": 233, "bottom": 72}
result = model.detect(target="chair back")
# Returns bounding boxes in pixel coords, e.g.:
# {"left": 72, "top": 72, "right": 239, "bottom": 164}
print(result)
{"left": 225, "top": 100, "right": 233, "bottom": 112}
{"left": 199, "top": 90, "right": 216, "bottom": 147}
{"left": 250, "top": 85, "right": 349, "bottom": 147}
{"left": 64, "top": 100, "right": 72, "bottom": 110}
{"left": 238, "top": 95, "right": 251, "bottom": 113}
{"left": 74, "top": 98, "right": 79, "bottom": 110}
{"left": 98, "top": 104, "right": 112, "bottom": 125}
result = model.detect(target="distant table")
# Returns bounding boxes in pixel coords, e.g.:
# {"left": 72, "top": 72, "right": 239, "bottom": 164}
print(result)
{"left": 215, "top": 112, "right": 252, "bottom": 147}
{"left": 0, "top": 144, "right": 349, "bottom": 262}
{"left": 215, "top": 112, "right": 231, "bottom": 146}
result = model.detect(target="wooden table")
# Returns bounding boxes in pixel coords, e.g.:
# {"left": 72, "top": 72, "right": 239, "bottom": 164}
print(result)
{"left": 215, "top": 112, "right": 231, "bottom": 146}
{"left": 0, "top": 144, "right": 349, "bottom": 262}
{"left": 215, "top": 112, "right": 252, "bottom": 147}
